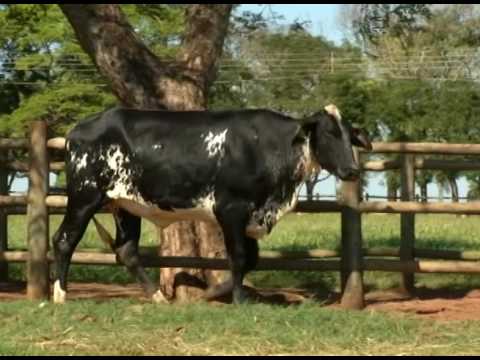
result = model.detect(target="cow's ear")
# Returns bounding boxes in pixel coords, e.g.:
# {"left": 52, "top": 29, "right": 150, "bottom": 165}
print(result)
{"left": 299, "top": 114, "right": 319, "bottom": 136}
{"left": 351, "top": 127, "right": 372, "bottom": 151}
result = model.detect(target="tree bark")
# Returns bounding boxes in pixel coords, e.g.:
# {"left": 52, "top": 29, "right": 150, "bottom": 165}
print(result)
{"left": 420, "top": 183, "right": 428, "bottom": 202}
{"left": 387, "top": 183, "right": 397, "bottom": 201}
{"left": 448, "top": 175, "right": 459, "bottom": 202}
{"left": 60, "top": 4, "right": 233, "bottom": 301}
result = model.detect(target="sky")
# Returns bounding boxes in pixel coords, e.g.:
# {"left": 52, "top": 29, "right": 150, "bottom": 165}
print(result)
{"left": 238, "top": 4, "right": 345, "bottom": 44}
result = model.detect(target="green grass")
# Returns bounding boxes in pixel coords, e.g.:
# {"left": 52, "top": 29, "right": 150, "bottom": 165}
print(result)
{"left": 1, "top": 299, "right": 480, "bottom": 355}
{"left": 4, "top": 213, "right": 480, "bottom": 355}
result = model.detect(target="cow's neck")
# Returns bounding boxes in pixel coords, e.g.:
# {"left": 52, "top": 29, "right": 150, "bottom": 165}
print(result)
{"left": 293, "top": 135, "right": 321, "bottom": 182}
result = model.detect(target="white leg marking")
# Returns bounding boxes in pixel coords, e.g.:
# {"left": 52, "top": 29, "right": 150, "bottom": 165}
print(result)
{"left": 53, "top": 280, "right": 66, "bottom": 304}
{"left": 152, "top": 289, "right": 169, "bottom": 304}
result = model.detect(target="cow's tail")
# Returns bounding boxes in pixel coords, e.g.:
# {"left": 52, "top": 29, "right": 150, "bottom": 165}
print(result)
{"left": 92, "top": 217, "right": 115, "bottom": 251}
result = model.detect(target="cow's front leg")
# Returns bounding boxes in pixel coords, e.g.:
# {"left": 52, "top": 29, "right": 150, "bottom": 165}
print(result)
{"left": 215, "top": 202, "right": 254, "bottom": 304}
{"left": 204, "top": 236, "right": 259, "bottom": 301}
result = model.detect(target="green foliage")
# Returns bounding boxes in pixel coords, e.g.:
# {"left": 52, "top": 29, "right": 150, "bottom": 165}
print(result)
{"left": 352, "top": 4, "right": 431, "bottom": 49}
{"left": 0, "top": 4, "right": 184, "bottom": 137}
{"left": 211, "top": 17, "right": 369, "bottom": 124}
{"left": 122, "top": 4, "right": 184, "bottom": 58}
{"left": 0, "top": 84, "right": 115, "bottom": 136}
{"left": 344, "top": 5, "right": 480, "bottom": 196}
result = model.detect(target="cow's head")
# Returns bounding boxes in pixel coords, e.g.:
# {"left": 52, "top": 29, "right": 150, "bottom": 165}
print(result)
{"left": 302, "top": 104, "right": 372, "bottom": 181}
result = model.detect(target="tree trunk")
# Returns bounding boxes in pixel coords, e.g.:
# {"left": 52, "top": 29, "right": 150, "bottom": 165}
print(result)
{"left": 387, "top": 183, "right": 397, "bottom": 201}
{"left": 420, "top": 183, "right": 428, "bottom": 202}
{"left": 386, "top": 170, "right": 399, "bottom": 201}
{"left": 448, "top": 175, "right": 459, "bottom": 202}
{"left": 60, "top": 4, "right": 233, "bottom": 301}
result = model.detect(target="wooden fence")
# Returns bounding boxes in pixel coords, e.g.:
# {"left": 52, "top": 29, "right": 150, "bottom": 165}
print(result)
{"left": 2, "top": 120, "right": 480, "bottom": 309}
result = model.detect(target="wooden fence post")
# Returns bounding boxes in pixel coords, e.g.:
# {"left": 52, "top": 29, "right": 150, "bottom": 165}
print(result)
{"left": 400, "top": 154, "right": 415, "bottom": 294}
{"left": 27, "top": 121, "right": 50, "bottom": 300}
{"left": 0, "top": 166, "right": 8, "bottom": 281}
{"left": 340, "top": 149, "right": 364, "bottom": 309}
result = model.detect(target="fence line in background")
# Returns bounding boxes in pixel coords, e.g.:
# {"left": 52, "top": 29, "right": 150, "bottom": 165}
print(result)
{"left": 2, "top": 123, "right": 480, "bottom": 307}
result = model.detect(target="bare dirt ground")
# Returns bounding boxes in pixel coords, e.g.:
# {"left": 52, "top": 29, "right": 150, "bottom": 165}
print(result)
{"left": 2, "top": 281, "right": 480, "bottom": 321}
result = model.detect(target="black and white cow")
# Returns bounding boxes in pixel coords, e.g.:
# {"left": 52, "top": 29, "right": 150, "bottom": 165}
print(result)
{"left": 52, "top": 104, "right": 371, "bottom": 304}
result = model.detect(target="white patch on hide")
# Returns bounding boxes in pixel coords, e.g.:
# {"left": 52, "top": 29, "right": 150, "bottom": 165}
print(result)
{"left": 101, "top": 145, "right": 219, "bottom": 228}
{"left": 203, "top": 129, "right": 228, "bottom": 158}
{"left": 275, "top": 183, "right": 303, "bottom": 222}
{"left": 296, "top": 136, "right": 321, "bottom": 180}
{"left": 246, "top": 182, "right": 304, "bottom": 240}
{"left": 194, "top": 192, "right": 216, "bottom": 214}
{"left": 77, "top": 178, "right": 98, "bottom": 191}
{"left": 102, "top": 145, "right": 140, "bottom": 202}
{"left": 76, "top": 153, "right": 88, "bottom": 172}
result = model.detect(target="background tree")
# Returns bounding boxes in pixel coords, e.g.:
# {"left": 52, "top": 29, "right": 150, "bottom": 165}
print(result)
{"left": 342, "top": 4, "right": 480, "bottom": 201}
{"left": 57, "top": 4, "right": 231, "bottom": 301}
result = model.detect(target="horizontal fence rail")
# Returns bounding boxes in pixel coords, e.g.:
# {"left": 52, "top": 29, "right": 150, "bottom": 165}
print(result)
{"left": 7, "top": 246, "right": 480, "bottom": 261}
{"left": 4, "top": 250, "right": 480, "bottom": 274}
{"left": 367, "top": 142, "right": 480, "bottom": 155}
{"left": 296, "top": 200, "right": 480, "bottom": 214}
{"left": 2, "top": 128, "right": 480, "bottom": 308}
{"left": 363, "top": 158, "right": 480, "bottom": 171}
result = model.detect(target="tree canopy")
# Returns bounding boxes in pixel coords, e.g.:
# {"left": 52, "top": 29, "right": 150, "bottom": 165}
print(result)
{"left": 1, "top": 4, "right": 480, "bottom": 198}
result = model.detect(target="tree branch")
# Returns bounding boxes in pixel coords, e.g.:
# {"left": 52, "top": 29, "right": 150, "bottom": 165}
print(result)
{"left": 178, "top": 5, "right": 232, "bottom": 90}
{"left": 59, "top": 4, "right": 232, "bottom": 110}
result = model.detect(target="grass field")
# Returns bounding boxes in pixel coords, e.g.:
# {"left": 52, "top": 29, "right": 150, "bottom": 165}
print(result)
{"left": 2, "top": 213, "right": 480, "bottom": 355}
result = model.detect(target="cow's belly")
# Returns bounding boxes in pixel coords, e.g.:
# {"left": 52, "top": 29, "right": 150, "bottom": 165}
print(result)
{"left": 110, "top": 185, "right": 300, "bottom": 240}
{"left": 114, "top": 197, "right": 270, "bottom": 238}
{"left": 112, "top": 198, "right": 218, "bottom": 228}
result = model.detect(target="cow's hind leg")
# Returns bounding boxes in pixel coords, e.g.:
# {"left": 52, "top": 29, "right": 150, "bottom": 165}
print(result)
{"left": 52, "top": 191, "right": 103, "bottom": 304}
{"left": 113, "top": 209, "right": 168, "bottom": 303}
{"left": 215, "top": 203, "right": 257, "bottom": 304}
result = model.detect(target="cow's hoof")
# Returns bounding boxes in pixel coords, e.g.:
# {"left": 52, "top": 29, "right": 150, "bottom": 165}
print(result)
{"left": 152, "top": 289, "right": 169, "bottom": 304}
{"left": 53, "top": 280, "right": 66, "bottom": 304}
{"left": 233, "top": 288, "right": 250, "bottom": 305}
